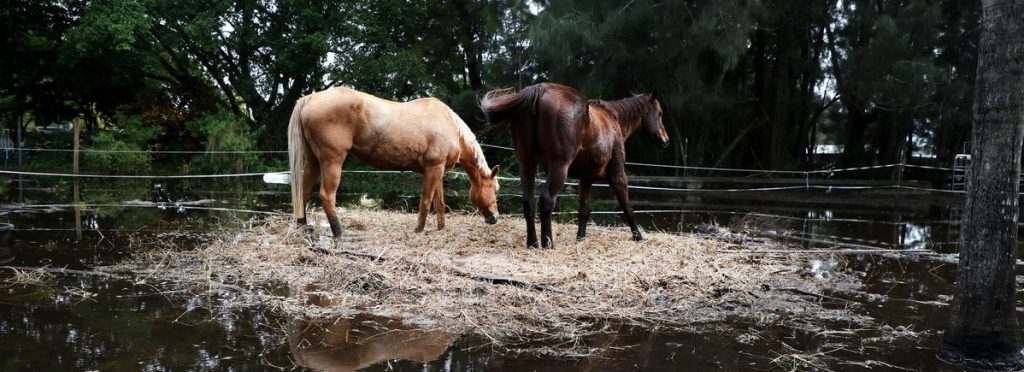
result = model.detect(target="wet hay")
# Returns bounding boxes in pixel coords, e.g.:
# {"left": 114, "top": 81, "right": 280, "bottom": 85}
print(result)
{"left": 102, "top": 209, "right": 862, "bottom": 351}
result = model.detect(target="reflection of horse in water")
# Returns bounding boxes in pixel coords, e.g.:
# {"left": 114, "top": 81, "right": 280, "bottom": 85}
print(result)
{"left": 287, "top": 318, "right": 452, "bottom": 372}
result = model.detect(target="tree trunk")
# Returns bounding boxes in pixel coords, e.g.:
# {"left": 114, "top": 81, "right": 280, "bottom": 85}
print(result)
{"left": 452, "top": 0, "right": 483, "bottom": 91}
{"left": 839, "top": 108, "right": 876, "bottom": 167}
{"left": 939, "top": 0, "right": 1024, "bottom": 368}
{"left": 767, "top": 21, "right": 795, "bottom": 170}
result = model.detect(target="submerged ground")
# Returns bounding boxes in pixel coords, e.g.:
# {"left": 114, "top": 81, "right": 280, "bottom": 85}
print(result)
{"left": 0, "top": 176, "right": 999, "bottom": 370}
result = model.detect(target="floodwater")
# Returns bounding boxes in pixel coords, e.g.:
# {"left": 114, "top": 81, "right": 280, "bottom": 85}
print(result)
{"left": 0, "top": 173, "right": 1009, "bottom": 371}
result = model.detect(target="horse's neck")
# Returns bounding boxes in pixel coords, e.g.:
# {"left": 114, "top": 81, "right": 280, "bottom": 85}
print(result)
{"left": 608, "top": 110, "right": 641, "bottom": 139}
{"left": 458, "top": 139, "right": 491, "bottom": 181}
{"left": 597, "top": 98, "right": 645, "bottom": 139}
{"left": 453, "top": 114, "right": 492, "bottom": 180}
{"left": 619, "top": 117, "right": 642, "bottom": 139}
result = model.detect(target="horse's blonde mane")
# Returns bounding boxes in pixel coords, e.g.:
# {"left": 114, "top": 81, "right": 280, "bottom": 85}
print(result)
{"left": 448, "top": 108, "right": 491, "bottom": 178}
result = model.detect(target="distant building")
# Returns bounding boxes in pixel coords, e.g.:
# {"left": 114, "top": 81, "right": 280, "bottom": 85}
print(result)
{"left": 813, "top": 144, "right": 843, "bottom": 155}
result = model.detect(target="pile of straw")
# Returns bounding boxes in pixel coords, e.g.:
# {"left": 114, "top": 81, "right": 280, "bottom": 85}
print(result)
{"left": 105, "top": 209, "right": 860, "bottom": 349}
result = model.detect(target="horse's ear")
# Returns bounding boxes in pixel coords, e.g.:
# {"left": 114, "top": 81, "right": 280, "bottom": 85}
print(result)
{"left": 651, "top": 90, "right": 661, "bottom": 103}
{"left": 490, "top": 165, "right": 500, "bottom": 178}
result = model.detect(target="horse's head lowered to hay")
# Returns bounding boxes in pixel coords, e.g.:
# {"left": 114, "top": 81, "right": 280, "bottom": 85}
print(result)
{"left": 468, "top": 164, "right": 501, "bottom": 224}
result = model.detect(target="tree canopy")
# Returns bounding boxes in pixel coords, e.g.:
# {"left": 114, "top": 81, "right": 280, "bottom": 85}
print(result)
{"left": 1, "top": 0, "right": 981, "bottom": 172}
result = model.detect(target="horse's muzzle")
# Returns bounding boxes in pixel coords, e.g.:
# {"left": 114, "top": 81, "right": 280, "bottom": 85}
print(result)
{"left": 485, "top": 215, "right": 498, "bottom": 225}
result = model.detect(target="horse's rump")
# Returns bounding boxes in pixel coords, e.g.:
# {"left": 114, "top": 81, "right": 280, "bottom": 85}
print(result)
{"left": 479, "top": 85, "right": 544, "bottom": 126}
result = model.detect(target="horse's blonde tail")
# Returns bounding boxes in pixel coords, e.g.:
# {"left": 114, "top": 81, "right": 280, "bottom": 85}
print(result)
{"left": 288, "top": 95, "right": 310, "bottom": 222}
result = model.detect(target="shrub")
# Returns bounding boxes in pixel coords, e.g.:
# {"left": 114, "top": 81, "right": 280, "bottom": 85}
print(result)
{"left": 82, "top": 114, "right": 159, "bottom": 174}
{"left": 186, "top": 111, "right": 260, "bottom": 174}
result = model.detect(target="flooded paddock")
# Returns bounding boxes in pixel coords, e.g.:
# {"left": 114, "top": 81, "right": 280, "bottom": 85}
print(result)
{"left": 0, "top": 174, "right": 1008, "bottom": 370}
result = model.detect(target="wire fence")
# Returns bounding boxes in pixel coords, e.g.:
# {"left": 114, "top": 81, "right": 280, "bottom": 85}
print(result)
{"left": 479, "top": 143, "right": 956, "bottom": 173}
{"left": 6, "top": 202, "right": 284, "bottom": 216}
{"left": 0, "top": 168, "right": 967, "bottom": 195}
{"left": 5, "top": 148, "right": 287, "bottom": 154}
{"left": 0, "top": 142, "right": 965, "bottom": 194}
{"left": 5, "top": 144, "right": 957, "bottom": 172}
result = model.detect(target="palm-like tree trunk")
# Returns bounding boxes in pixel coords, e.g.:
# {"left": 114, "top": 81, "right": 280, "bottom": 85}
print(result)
{"left": 939, "top": 0, "right": 1024, "bottom": 368}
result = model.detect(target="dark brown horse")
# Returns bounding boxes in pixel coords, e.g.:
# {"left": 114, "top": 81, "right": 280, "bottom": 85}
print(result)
{"left": 481, "top": 83, "right": 669, "bottom": 248}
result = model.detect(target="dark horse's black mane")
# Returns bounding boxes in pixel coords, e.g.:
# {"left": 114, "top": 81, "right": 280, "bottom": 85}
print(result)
{"left": 588, "top": 95, "right": 653, "bottom": 123}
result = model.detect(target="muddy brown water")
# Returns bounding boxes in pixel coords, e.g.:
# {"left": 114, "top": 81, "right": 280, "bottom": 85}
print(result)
{"left": 0, "top": 175, "right": 1012, "bottom": 370}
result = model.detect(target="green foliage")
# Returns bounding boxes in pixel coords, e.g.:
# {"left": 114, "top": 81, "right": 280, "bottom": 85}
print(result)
{"left": 64, "top": 0, "right": 149, "bottom": 53}
{"left": 185, "top": 110, "right": 260, "bottom": 173}
{"left": 83, "top": 114, "right": 159, "bottom": 174}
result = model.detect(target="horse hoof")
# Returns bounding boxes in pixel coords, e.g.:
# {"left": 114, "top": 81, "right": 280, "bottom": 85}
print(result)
{"left": 632, "top": 234, "right": 644, "bottom": 242}
{"left": 576, "top": 235, "right": 586, "bottom": 242}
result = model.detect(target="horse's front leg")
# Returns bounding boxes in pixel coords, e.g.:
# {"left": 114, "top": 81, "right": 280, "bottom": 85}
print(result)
{"left": 433, "top": 177, "right": 446, "bottom": 230}
{"left": 415, "top": 165, "right": 443, "bottom": 232}
{"left": 576, "top": 178, "right": 593, "bottom": 240}
{"left": 608, "top": 161, "right": 642, "bottom": 241}
{"left": 539, "top": 164, "right": 569, "bottom": 248}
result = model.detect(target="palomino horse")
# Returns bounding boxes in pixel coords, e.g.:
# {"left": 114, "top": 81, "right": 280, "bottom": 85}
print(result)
{"left": 481, "top": 83, "right": 668, "bottom": 248}
{"left": 288, "top": 87, "right": 500, "bottom": 237}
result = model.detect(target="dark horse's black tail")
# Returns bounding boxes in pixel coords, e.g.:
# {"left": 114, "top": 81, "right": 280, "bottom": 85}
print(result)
{"left": 480, "top": 85, "right": 544, "bottom": 128}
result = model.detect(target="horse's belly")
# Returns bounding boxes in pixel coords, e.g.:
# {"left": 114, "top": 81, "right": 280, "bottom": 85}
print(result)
{"left": 350, "top": 130, "right": 457, "bottom": 172}
{"left": 350, "top": 146, "right": 421, "bottom": 171}
{"left": 569, "top": 151, "right": 609, "bottom": 179}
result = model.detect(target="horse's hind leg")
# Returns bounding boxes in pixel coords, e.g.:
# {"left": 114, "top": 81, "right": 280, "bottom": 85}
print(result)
{"left": 299, "top": 156, "right": 320, "bottom": 231}
{"left": 415, "top": 164, "right": 443, "bottom": 232}
{"left": 320, "top": 153, "right": 347, "bottom": 238}
{"left": 519, "top": 162, "right": 539, "bottom": 247}
{"left": 433, "top": 176, "right": 446, "bottom": 230}
{"left": 576, "top": 178, "right": 593, "bottom": 240}
{"left": 539, "top": 163, "right": 569, "bottom": 248}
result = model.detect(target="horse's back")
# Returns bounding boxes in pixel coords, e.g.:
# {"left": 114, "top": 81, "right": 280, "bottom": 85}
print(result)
{"left": 338, "top": 90, "right": 461, "bottom": 171}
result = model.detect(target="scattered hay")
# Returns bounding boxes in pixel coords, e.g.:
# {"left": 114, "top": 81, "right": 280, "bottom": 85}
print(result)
{"left": 1, "top": 266, "right": 55, "bottom": 286}
{"left": 102, "top": 209, "right": 862, "bottom": 352}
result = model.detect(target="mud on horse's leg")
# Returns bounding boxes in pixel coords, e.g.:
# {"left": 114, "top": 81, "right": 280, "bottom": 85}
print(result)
{"left": 319, "top": 153, "right": 347, "bottom": 238}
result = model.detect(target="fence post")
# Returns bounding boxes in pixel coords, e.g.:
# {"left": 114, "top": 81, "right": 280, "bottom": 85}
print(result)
{"left": 897, "top": 163, "right": 904, "bottom": 190}
{"left": 16, "top": 114, "right": 22, "bottom": 165}
{"left": 73, "top": 121, "right": 81, "bottom": 240}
